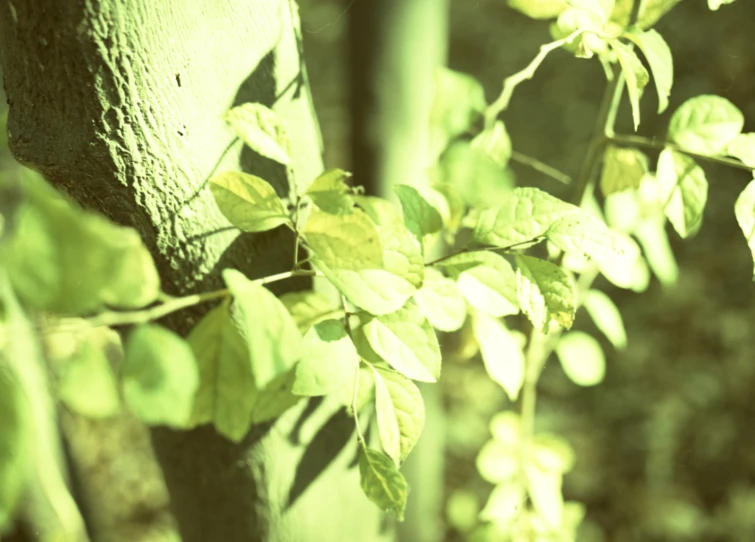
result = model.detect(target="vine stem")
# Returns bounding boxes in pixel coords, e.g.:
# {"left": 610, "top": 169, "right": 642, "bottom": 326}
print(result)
{"left": 424, "top": 237, "right": 545, "bottom": 267}
{"left": 510, "top": 150, "right": 572, "bottom": 185}
{"left": 608, "top": 133, "right": 755, "bottom": 174}
{"left": 56, "top": 269, "right": 321, "bottom": 330}
{"left": 485, "top": 29, "right": 586, "bottom": 128}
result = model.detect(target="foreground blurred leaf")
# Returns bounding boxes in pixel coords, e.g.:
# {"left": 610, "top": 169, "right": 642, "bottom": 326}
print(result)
{"left": 555, "top": 331, "right": 606, "bottom": 386}
{"left": 3, "top": 172, "right": 159, "bottom": 314}
{"left": 122, "top": 325, "right": 199, "bottom": 428}
{"left": 583, "top": 289, "right": 627, "bottom": 349}
{"left": 507, "top": 0, "right": 567, "bottom": 19}
{"left": 0, "top": 365, "right": 29, "bottom": 531}
{"left": 58, "top": 336, "right": 120, "bottom": 419}
{"left": 472, "top": 313, "right": 525, "bottom": 402}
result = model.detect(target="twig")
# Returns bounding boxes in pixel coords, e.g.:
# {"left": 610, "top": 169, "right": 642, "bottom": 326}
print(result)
{"left": 510, "top": 150, "right": 572, "bottom": 185}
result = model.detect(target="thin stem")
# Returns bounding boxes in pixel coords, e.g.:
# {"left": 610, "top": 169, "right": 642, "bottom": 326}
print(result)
{"left": 485, "top": 29, "right": 586, "bottom": 128}
{"left": 57, "top": 269, "right": 320, "bottom": 330}
{"left": 425, "top": 237, "right": 545, "bottom": 267}
{"left": 292, "top": 193, "right": 302, "bottom": 268}
{"left": 510, "top": 150, "right": 572, "bottom": 185}
{"left": 341, "top": 294, "right": 366, "bottom": 444}
{"left": 609, "top": 133, "right": 755, "bottom": 174}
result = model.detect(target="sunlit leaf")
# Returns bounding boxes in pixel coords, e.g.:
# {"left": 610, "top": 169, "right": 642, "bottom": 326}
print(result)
{"left": 515, "top": 255, "right": 576, "bottom": 332}
{"left": 336, "top": 363, "right": 376, "bottom": 415}
{"left": 708, "top": 0, "right": 737, "bottom": 10}
{"left": 122, "top": 325, "right": 199, "bottom": 428}
{"left": 726, "top": 133, "right": 755, "bottom": 167}
{"left": 472, "top": 313, "right": 526, "bottom": 402}
{"left": 250, "top": 369, "right": 301, "bottom": 424}
{"left": 600, "top": 145, "right": 649, "bottom": 196}
{"left": 634, "top": 215, "right": 679, "bottom": 285}
{"left": 583, "top": 289, "right": 627, "bottom": 349}
{"left": 480, "top": 485, "right": 523, "bottom": 527}
{"left": 471, "top": 121, "right": 513, "bottom": 168}
{"left": 637, "top": 0, "right": 682, "bottom": 29}
{"left": 412, "top": 268, "right": 467, "bottom": 332}
{"left": 429, "top": 68, "right": 486, "bottom": 161}
{"left": 292, "top": 320, "right": 359, "bottom": 396}
{"left": 527, "top": 466, "right": 564, "bottom": 527}
{"left": 225, "top": 102, "right": 291, "bottom": 165}
{"left": 187, "top": 302, "right": 257, "bottom": 442}
{"left": 547, "top": 212, "right": 627, "bottom": 263}
{"left": 624, "top": 28, "right": 673, "bottom": 114}
{"left": 611, "top": 40, "right": 649, "bottom": 131}
{"left": 304, "top": 209, "right": 383, "bottom": 270}
{"left": 507, "top": 0, "right": 568, "bottom": 19}
{"left": 474, "top": 187, "right": 577, "bottom": 248}
{"left": 359, "top": 447, "right": 409, "bottom": 521}
{"left": 209, "top": 171, "right": 289, "bottom": 232}
{"left": 734, "top": 179, "right": 755, "bottom": 280}
{"left": 317, "top": 197, "right": 423, "bottom": 315}
{"left": 224, "top": 269, "right": 302, "bottom": 389}
{"left": 362, "top": 303, "right": 442, "bottom": 383}
{"left": 533, "top": 434, "right": 576, "bottom": 474}
{"left": 439, "top": 251, "right": 519, "bottom": 317}
{"left": 279, "top": 290, "right": 341, "bottom": 333}
{"left": 656, "top": 148, "right": 708, "bottom": 238}
{"left": 394, "top": 184, "right": 443, "bottom": 248}
{"left": 668, "top": 95, "right": 744, "bottom": 155}
{"left": 306, "top": 169, "right": 355, "bottom": 215}
{"left": 555, "top": 331, "right": 606, "bottom": 386}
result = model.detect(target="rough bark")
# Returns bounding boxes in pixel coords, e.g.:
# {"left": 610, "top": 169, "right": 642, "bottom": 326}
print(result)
{"left": 0, "top": 1, "right": 387, "bottom": 540}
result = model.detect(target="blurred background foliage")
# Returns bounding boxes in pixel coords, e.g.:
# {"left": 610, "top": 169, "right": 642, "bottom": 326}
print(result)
{"left": 2, "top": 1, "right": 755, "bottom": 541}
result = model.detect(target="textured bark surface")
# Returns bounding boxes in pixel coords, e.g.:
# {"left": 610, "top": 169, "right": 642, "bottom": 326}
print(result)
{"left": 0, "top": 1, "right": 388, "bottom": 540}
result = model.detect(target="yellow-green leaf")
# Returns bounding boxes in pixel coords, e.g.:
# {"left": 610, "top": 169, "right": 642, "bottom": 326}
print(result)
{"left": 225, "top": 103, "right": 291, "bottom": 165}
{"left": 515, "top": 255, "right": 576, "bottom": 332}
{"left": 656, "top": 148, "right": 708, "bottom": 238}
{"left": 359, "top": 447, "right": 409, "bottom": 521}
{"left": 209, "top": 171, "right": 289, "bottom": 232}
{"left": 292, "top": 320, "right": 359, "bottom": 396}
{"left": 555, "top": 331, "right": 606, "bottom": 386}
{"left": 668, "top": 95, "right": 744, "bottom": 155}
{"left": 306, "top": 169, "right": 355, "bottom": 215}
{"left": 304, "top": 209, "right": 383, "bottom": 270}
{"left": 735, "top": 179, "right": 755, "bottom": 280}
{"left": 611, "top": 40, "right": 649, "bottom": 131}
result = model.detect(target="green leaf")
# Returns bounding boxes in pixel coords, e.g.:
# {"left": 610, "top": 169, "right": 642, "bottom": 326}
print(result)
{"left": 600, "top": 145, "right": 649, "bottom": 196}
{"left": 734, "top": 179, "right": 755, "bottom": 280}
{"left": 656, "top": 149, "right": 708, "bottom": 238}
{"left": 362, "top": 303, "right": 442, "bottom": 383}
{"left": 372, "top": 367, "right": 425, "bottom": 465}
{"left": 474, "top": 187, "right": 577, "bottom": 248}
{"left": 476, "top": 439, "right": 519, "bottom": 484}
{"left": 224, "top": 103, "right": 291, "bottom": 166}
{"left": 122, "top": 325, "right": 199, "bottom": 428}
{"left": 555, "top": 331, "right": 606, "bottom": 386}
{"left": 187, "top": 302, "right": 257, "bottom": 442}
{"left": 2, "top": 173, "right": 160, "bottom": 314}
{"left": 306, "top": 169, "right": 355, "bottom": 215}
{"left": 527, "top": 466, "right": 564, "bottom": 527}
{"left": 250, "top": 369, "right": 301, "bottom": 424}
{"left": 668, "top": 95, "right": 744, "bottom": 155}
{"left": 726, "top": 133, "right": 755, "bottom": 167}
{"left": 223, "top": 269, "right": 302, "bottom": 390}
{"left": 292, "top": 320, "right": 359, "bottom": 396}
{"left": 304, "top": 209, "right": 383, "bottom": 270}
{"left": 358, "top": 447, "right": 409, "bottom": 521}
{"left": 58, "top": 338, "right": 120, "bottom": 419}
{"left": 472, "top": 313, "right": 526, "bottom": 402}
{"left": 637, "top": 0, "right": 681, "bottom": 29}
{"left": 547, "top": 212, "right": 628, "bottom": 263}
{"left": 209, "top": 171, "right": 289, "bottom": 232}
{"left": 533, "top": 433, "right": 576, "bottom": 474}
{"left": 611, "top": 40, "right": 649, "bottom": 131}
{"left": 515, "top": 255, "right": 576, "bottom": 333}
{"left": 412, "top": 267, "right": 467, "bottom": 332}
{"left": 394, "top": 184, "right": 443, "bottom": 244}
{"left": 429, "top": 67, "right": 486, "bottom": 161}
{"left": 582, "top": 290, "right": 627, "bottom": 349}
{"left": 471, "top": 121, "right": 513, "bottom": 168}
{"left": 279, "top": 290, "right": 342, "bottom": 333}
{"left": 336, "top": 363, "right": 376, "bottom": 415}
{"left": 634, "top": 215, "right": 678, "bottom": 285}
{"left": 317, "top": 197, "right": 423, "bottom": 315}
{"left": 708, "top": 0, "right": 737, "bottom": 10}
{"left": 0, "top": 366, "right": 29, "bottom": 531}
{"left": 625, "top": 28, "right": 673, "bottom": 114}
{"left": 480, "top": 484, "right": 523, "bottom": 527}
{"left": 439, "top": 251, "right": 519, "bottom": 317}
{"left": 507, "top": 0, "right": 568, "bottom": 19}
{"left": 432, "top": 142, "right": 516, "bottom": 210}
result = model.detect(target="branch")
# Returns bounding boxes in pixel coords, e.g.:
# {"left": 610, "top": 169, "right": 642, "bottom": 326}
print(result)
{"left": 510, "top": 150, "right": 572, "bottom": 185}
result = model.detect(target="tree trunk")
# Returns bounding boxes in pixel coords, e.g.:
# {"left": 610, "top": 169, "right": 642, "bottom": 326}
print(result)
{"left": 0, "top": 1, "right": 388, "bottom": 540}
